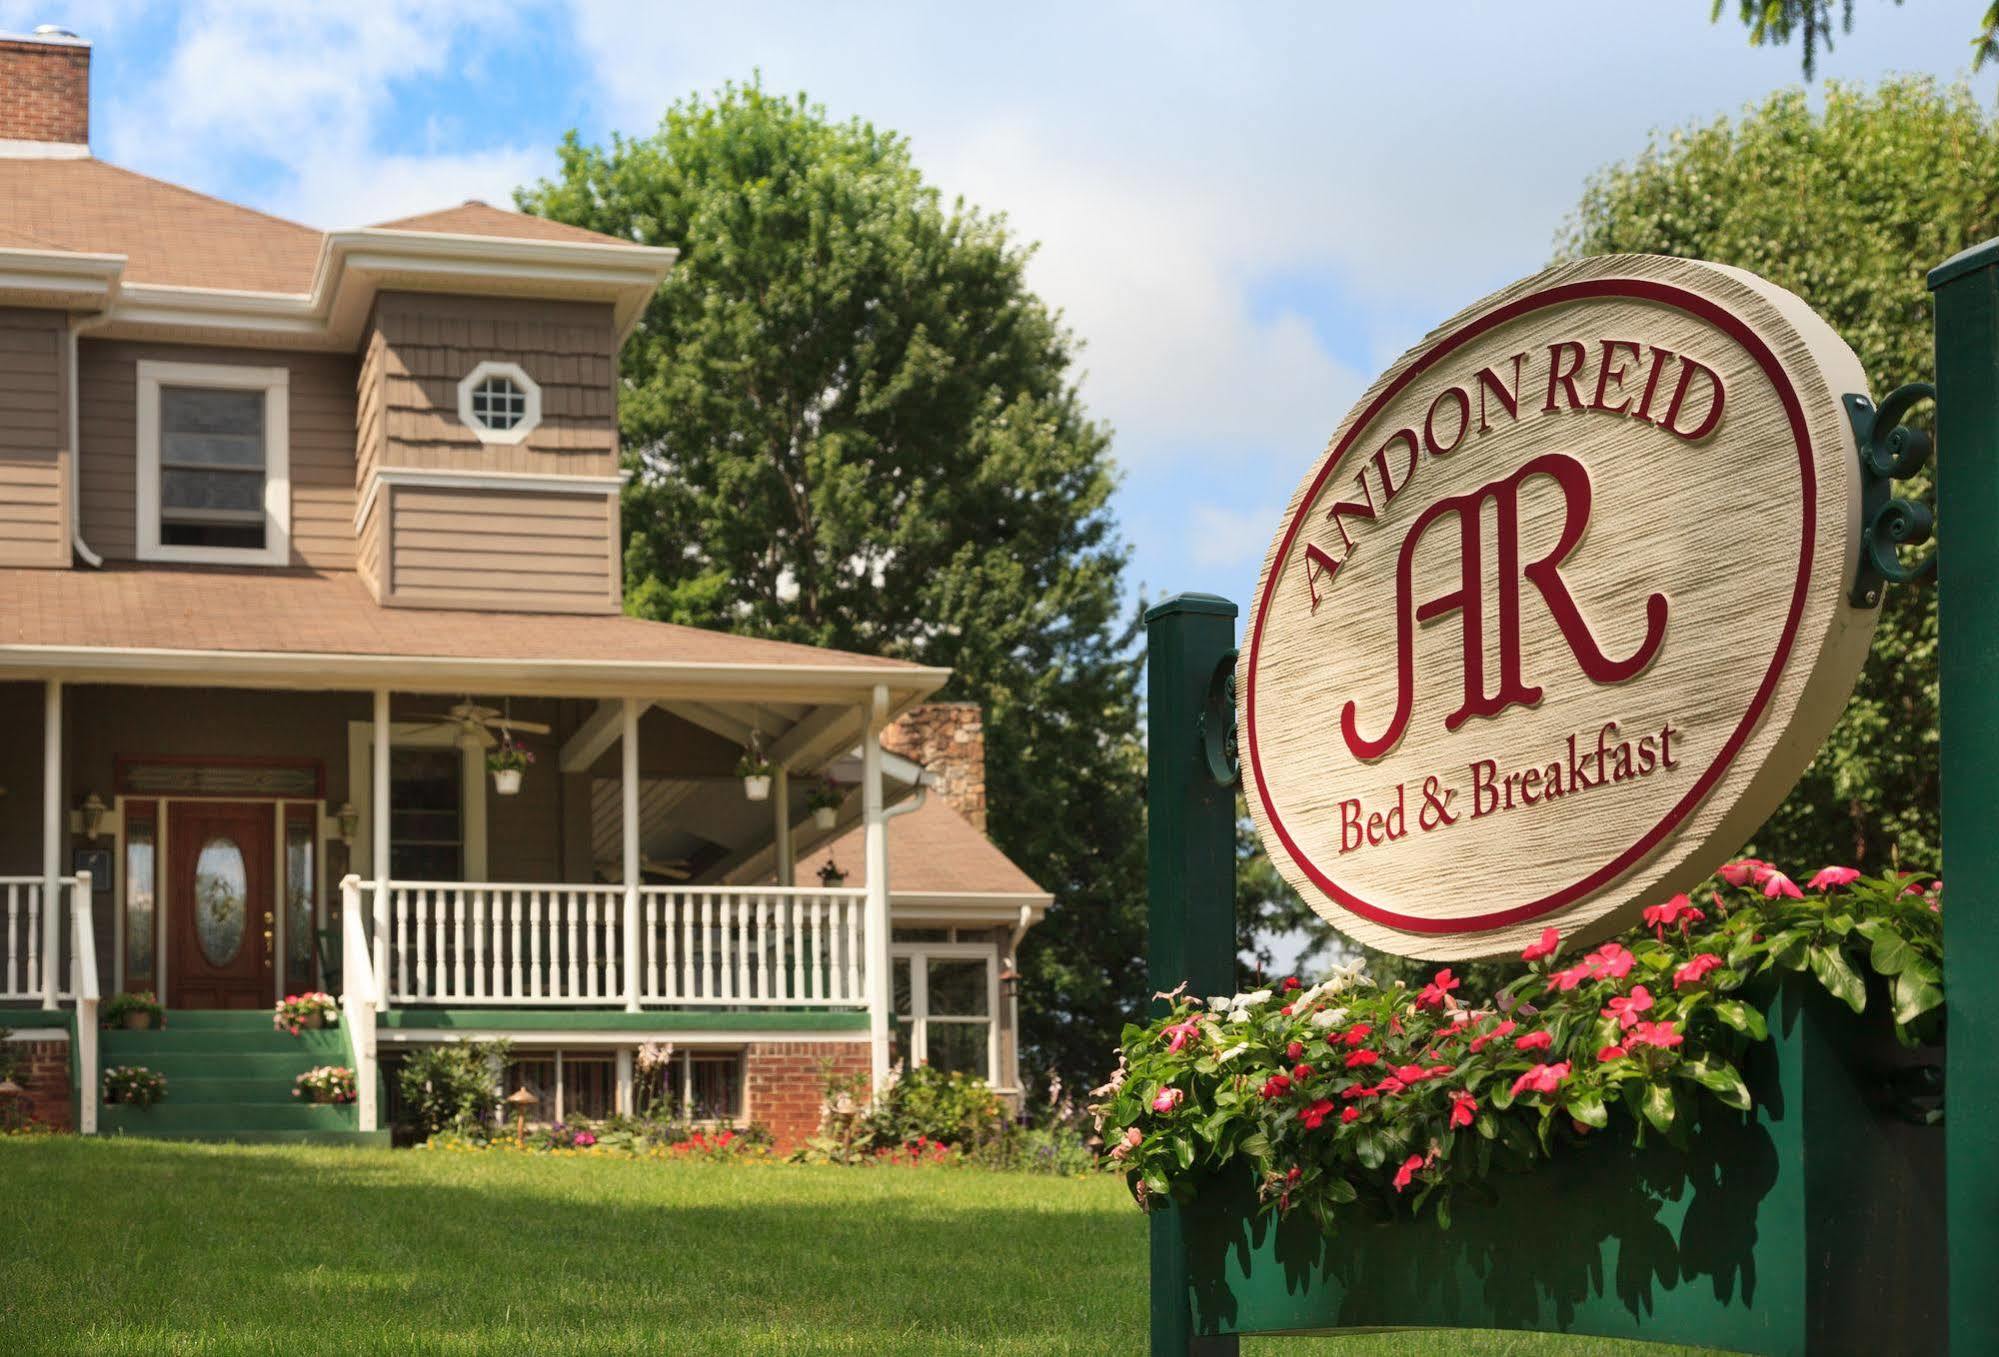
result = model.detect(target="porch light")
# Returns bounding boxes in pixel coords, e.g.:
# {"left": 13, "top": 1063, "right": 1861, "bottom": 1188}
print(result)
{"left": 505, "top": 1084, "right": 540, "bottom": 1147}
{"left": 70, "top": 793, "right": 109, "bottom": 841}
{"left": 332, "top": 802, "right": 359, "bottom": 843}
{"left": 999, "top": 966, "right": 1022, "bottom": 997}
{"left": 817, "top": 857, "right": 847, "bottom": 888}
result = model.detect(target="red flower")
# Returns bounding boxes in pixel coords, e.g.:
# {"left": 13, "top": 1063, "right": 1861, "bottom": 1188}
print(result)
{"left": 1449, "top": 1091, "right": 1477, "bottom": 1129}
{"left": 1809, "top": 866, "right": 1861, "bottom": 891}
{"left": 1340, "top": 1105, "right": 1361, "bottom": 1124}
{"left": 1281, "top": 976, "right": 1301, "bottom": 992}
{"left": 1338, "top": 1082, "right": 1370, "bottom": 1100}
{"left": 1416, "top": 968, "right": 1461, "bottom": 1009}
{"left": 1370, "top": 1076, "right": 1407, "bottom": 1098}
{"left": 1587, "top": 942, "right": 1635, "bottom": 981}
{"left": 1521, "top": 927, "right": 1561, "bottom": 964}
{"left": 1299, "top": 1098, "right": 1337, "bottom": 1130}
{"left": 1292, "top": 1063, "right": 1315, "bottom": 1082}
{"left": 1641, "top": 894, "right": 1706, "bottom": 940}
{"left": 1762, "top": 870, "right": 1804, "bottom": 900}
{"left": 1628, "top": 1020, "right": 1683, "bottom": 1050}
{"left": 1468, "top": 1019, "right": 1516, "bottom": 1053}
{"left": 1341, "top": 1024, "right": 1373, "bottom": 1048}
{"left": 1513, "top": 1029, "right": 1553, "bottom": 1053}
{"left": 1392, "top": 1152, "right": 1430, "bottom": 1193}
{"left": 1596, "top": 1044, "right": 1628, "bottom": 1063}
{"left": 1673, "top": 953, "right": 1724, "bottom": 989}
{"left": 1602, "top": 985, "right": 1654, "bottom": 1032}
{"left": 1258, "top": 1073, "right": 1293, "bottom": 1100}
{"left": 1286, "top": 1041, "right": 1305, "bottom": 1062}
{"left": 1509, "top": 1061, "right": 1571, "bottom": 1099}
{"left": 1392, "top": 1063, "right": 1432, "bottom": 1086}
{"left": 1151, "top": 1087, "right": 1184, "bottom": 1113}
{"left": 1551, "top": 963, "right": 1596, "bottom": 993}
{"left": 1163, "top": 1019, "right": 1201, "bottom": 1053}
{"left": 1344, "top": 1048, "right": 1380, "bottom": 1069}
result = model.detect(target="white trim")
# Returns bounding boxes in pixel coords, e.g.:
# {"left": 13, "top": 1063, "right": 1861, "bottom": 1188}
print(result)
{"left": 352, "top": 466, "right": 627, "bottom": 535}
{"left": 456, "top": 360, "right": 542, "bottom": 445}
{"left": 134, "top": 359, "right": 291, "bottom": 567}
{"left": 377, "top": 1028, "right": 864, "bottom": 1046}
{"left": 347, "top": 719, "right": 490, "bottom": 888}
{"left": 0, "top": 138, "right": 89, "bottom": 159}
{"left": 0, "top": 1027, "right": 69, "bottom": 1041}
{"left": 890, "top": 941, "right": 1003, "bottom": 1087}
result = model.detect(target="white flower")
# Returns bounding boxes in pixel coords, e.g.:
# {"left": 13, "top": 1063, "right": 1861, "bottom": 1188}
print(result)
{"left": 1310, "top": 1006, "right": 1348, "bottom": 1029}
{"left": 1323, "top": 959, "right": 1372, "bottom": 993}
{"left": 1231, "top": 989, "right": 1274, "bottom": 1009}
{"left": 1206, "top": 996, "right": 1232, "bottom": 1012}
{"left": 1216, "top": 1043, "right": 1250, "bottom": 1063}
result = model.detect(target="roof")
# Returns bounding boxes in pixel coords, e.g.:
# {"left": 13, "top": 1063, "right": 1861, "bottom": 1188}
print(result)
{"left": 371, "top": 201, "right": 637, "bottom": 249}
{"left": 0, "top": 565, "right": 943, "bottom": 698}
{"left": 0, "top": 157, "right": 322, "bottom": 292}
{"left": 798, "top": 796, "right": 1050, "bottom": 900}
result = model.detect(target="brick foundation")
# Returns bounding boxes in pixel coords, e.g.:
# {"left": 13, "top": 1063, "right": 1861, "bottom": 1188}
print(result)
{"left": 745, "top": 1040, "right": 870, "bottom": 1151}
{"left": 5, "top": 1038, "right": 72, "bottom": 1131}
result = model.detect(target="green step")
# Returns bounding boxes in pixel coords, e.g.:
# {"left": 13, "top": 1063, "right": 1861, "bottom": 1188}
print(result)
{"left": 138, "top": 1076, "right": 312, "bottom": 1106}
{"left": 94, "top": 1008, "right": 367, "bottom": 1142}
{"left": 100, "top": 1051, "right": 329, "bottom": 1079}
{"left": 103, "top": 1029, "right": 349, "bottom": 1056}
{"left": 101, "top": 1101, "right": 360, "bottom": 1133}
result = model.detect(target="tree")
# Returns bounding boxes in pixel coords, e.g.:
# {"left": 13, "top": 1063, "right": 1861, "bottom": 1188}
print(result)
{"left": 518, "top": 82, "right": 1146, "bottom": 1093}
{"left": 1709, "top": 1, "right": 1999, "bottom": 78}
{"left": 1561, "top": 77, "right": 1999, "bottom": 873}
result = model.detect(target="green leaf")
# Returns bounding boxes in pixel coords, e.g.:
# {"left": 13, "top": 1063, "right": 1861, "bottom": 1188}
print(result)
{"left": 1323, "top": 1176, "right": 1357, "bottom": 1204}
{"left": 1642, "top": 1080, "right": 1677, "bottom": 1134}
{"left": 1713, "top": 999, "right": 1768, "bottom": 1040}
{"left": 1354, "top": 1130, "right": 1385, "bottom": 1170}
{"left": 1684, "top": 1059, "right": 1752, "bottom": 1111}
{"left": 1436, "top": 1192, "right": 1453, "bottom": 1231}
{"left": 1808, "top": 943, "right": 1868, "bottom": 1014}
{"left": 1866, "top": 927, "right": 1916, "bottom": 977}
{"left": 1568, "top": 1089, "right": 1609, "bottom": 1129}
{"left": 1767, "top": 928, "right": 1813, "bottom": 971}
{"left": 1172, "top": 1136, "right": 1195, "bottom": 1171}
{"left": 1892, "top": 969, "right": 1945, "bottom": 1027}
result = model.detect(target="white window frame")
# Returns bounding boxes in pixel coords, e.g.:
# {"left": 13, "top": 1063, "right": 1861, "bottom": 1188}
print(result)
{"left": 346, "top": 721, "right": 489, "bottom": 884}
{"left": 456, "top": 360, "right": 543, "bottom": 445}
{"left": 136, "top": 359, "right": 291, "bottom": 567}
{"left": 890, "top": 942, "right": 1001, "bottom": 1086}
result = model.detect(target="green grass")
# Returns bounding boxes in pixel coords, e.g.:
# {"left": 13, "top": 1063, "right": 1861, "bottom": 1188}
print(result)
{"left": 0, "top": 1139, "right": 1710, "bottom": 1356}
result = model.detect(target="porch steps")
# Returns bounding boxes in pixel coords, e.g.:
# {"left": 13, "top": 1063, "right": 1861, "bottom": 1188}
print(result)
{"left": 98, "top": 1011, "right": 387, "bottom": 1146}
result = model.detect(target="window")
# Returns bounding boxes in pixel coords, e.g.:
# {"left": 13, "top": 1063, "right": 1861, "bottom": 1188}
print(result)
{"left": 124, "top": 804, "right": 156, "bottom": 993}
{"left": 891, "top": 946, "right": 998, "bottom": 1084}
{"left": 500, "top": 1051, "right": 620, "bottom": 1123}
{"left": 136, "top": 360, "right": 289, "bottom": 565}
{"left": 456, "top": 361, "right": 542, "bottom": 444}
{"left": 284, "top": 806, "right": 317, "bottom": 993}
{"left": 389, "top": 747, "right": 462, "bottom": 881}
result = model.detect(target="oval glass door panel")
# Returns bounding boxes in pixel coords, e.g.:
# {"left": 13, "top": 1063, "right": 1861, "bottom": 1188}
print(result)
{"left": 193, "top": 837, "right": 248, "bottom": 966}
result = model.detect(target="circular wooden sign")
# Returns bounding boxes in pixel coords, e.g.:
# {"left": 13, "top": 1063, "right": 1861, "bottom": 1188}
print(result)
{"left": 1240, "top": 255, "right": 1878, "bottom": 960}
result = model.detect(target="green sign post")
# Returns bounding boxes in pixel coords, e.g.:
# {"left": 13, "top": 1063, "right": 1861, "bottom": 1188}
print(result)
{"left": 1142, "top": 240, "right": 1989, "bottom": 1354}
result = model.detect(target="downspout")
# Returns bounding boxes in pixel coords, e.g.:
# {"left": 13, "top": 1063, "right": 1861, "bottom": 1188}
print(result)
{"left": 67, "top": 314, "right": 107, "bottom": 567}
{"left": 1005, "top": 902, "right": 1034, "bottom": 1095}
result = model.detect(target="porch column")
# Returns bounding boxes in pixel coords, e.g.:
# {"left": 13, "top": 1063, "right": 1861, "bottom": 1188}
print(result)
{"left": 372, "top": 688, "right": 391, "bottom": 1008}
{"left": 773, "top": 767, "right": 794, "bottom": 887}
{"left": 862, "top": 684, "right": 891, "bottom": 1088}
{"left": 41, "top": 678, "right": 61, "bottom": 1009}
{"left": 621, "top": 697, "right": 641, "bottom": 1013}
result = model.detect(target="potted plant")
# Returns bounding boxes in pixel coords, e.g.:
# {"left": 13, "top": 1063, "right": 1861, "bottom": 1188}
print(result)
{"left": 806, "top": 776, "right": 844, "bottom": 830}
{"left": 273, "top": 992, "right": 339, "bottom": 1036}
{"left": 103, "top": 990, "right": 164, "bottom": 1031}
{"left": 487, "top": 735, "right": 534, "bottom": 795}
{"left": 103, "top": 1065, "right": 167, "bottom": 1107}
{"left": 293, "top": 1065, "right": 358, "bottom": 1104}
{"left": 817, "top": 858, "right": 848, "bottom": 888}
{"left": 738, "top": 749, "right": 773, "bottom": 801}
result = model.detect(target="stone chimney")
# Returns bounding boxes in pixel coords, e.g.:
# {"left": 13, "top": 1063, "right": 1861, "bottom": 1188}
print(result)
{"left": 0, "top": 28, "right": 89, "bottom": 148}
{"left": 880, "top": 703, "right": 987, "bottom": 832}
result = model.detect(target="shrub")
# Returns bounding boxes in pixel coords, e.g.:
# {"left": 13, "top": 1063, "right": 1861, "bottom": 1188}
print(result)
{"left": 397, "top": 1040, "right": 511, "bottom": 1139}
{"left": 866, "top": 1064, "right": 1006, "bottom": 1149}
{"left": 102, "top": 991, "right": 164, "bottom": 1028}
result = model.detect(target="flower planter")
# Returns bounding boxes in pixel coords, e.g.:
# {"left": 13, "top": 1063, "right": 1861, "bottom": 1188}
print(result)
{"left": 121, "top": 1010, "right": 155, "bottom": 1031}
{"left": 301, "top": 1012, "right": 324, "bottom": 1030}
{"left": 492, "top": 768, "right": 524, "bottom": 796}
{"left": 1159, "top": 977, "right": 1944, "bottom": 1355}
{"left": 813, "top": 806, "right": 838, "bottom": 830}
{"left": 743, "top": 774, "right": 771, "bottom": 802}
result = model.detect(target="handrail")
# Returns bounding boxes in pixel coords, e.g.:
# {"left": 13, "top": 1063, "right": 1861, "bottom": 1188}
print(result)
{"left": 376, "top": 879, "right": 865, "bottom": 897}
{"left": 69, "top": 872, "right": 99, "bottom": 1135}
{"left": 339, "top": 875, "right": 380, "bottom": 1133}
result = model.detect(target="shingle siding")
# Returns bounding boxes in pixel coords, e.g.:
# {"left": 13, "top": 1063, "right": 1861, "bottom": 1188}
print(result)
{"left": 0, "top": 307, "right": 69, "bottom": 568}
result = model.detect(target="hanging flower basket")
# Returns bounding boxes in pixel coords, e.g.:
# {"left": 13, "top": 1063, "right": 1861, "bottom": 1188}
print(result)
{"left": 487, "top": 736, "right": 534, "bottom": 796}
{"left": 807, "top": 776, "right": 843, "bottom": 829}
{"left": 738, "top": 750, "right": 773, "bottom": 801}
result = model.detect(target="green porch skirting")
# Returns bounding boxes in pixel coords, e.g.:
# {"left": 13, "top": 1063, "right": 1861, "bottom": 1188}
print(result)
{"left": 377, "top": 1009, "right": 868, "bottom": 1033}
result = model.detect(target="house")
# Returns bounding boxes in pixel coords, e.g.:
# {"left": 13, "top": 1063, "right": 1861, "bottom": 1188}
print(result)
{"left": 0, "top": 29, "right": 1050, "bottom": 1146}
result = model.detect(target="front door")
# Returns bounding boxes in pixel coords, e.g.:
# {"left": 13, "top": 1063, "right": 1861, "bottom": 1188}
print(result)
{"left": 168, "top": 802, "right": 274, "bottom": 1009}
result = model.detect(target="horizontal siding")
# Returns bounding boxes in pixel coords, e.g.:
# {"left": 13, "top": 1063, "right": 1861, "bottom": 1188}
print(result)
{"left": 77, "top": 338, "right": 359, "bottom": 567}
{"left": 372, "top": 291, "right": 619, "bottom": 477}
{"left": 356, "top": 490, "right": 384, "bottom": 601}
{"left": 0, "top": 307, "right": 67, "bottom": 566}
{"left": 385, "top": 483, "right": 617, "bottom": 614}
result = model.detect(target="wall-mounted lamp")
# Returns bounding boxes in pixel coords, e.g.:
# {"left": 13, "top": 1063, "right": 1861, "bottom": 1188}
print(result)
{"left": 327, "top": 801, "right": 359, "bottom": 843}
{"left": 68, "top": 793, "right": 110, "bottom": 841}
{"left": 999, "top": 966, "right": 1022, "bottom": 999}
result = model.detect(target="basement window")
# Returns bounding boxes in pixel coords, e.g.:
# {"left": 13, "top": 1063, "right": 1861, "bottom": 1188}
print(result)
{"left": 137, "top": 360, "right": 291, "bottom": 566}
{"left": 456, "top": 361, "right": 542, "bottom": 444}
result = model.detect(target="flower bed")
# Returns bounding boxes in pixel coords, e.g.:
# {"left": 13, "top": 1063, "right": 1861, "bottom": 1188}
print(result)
{"left": 1094, "top": 863, "right": 1942, "bottom": 1230}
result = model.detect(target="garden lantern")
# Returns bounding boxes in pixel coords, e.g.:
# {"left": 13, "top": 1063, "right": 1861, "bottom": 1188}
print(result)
{"left": 505, "top": 1084, "right": 539, "bottom": 1147}
{"left": 0, "top": 1075, "right": 24, "bottom": 1132}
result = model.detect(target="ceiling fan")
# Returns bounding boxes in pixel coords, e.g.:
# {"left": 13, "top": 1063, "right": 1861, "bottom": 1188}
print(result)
{"left": 406, "top": 698, "right": 552, "bottom": 749}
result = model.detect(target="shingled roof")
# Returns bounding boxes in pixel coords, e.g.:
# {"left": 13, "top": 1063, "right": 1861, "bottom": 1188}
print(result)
{"left": 371, "top": 200, "right": 638, "bottom": 249}
{"left": 797, "top": 796, "right": 1050, "bottom": 900}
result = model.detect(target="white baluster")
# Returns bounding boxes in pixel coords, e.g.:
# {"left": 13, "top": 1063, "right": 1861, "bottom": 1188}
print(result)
{"left": 604, "top": 888, "right": 620, "bottom": 1001}
{"left": 788, "top": 896, "right": 803, "bottom": 1000}
{"left": 697, "top": 891, "right": 712, "bottom": 999}
{"left": 24, "top": 884, "right": 39, "bottom": 997}
{"left": 812, "top": 896, "right": 827, "bottom": 1000}
{"left": 529, "top": 890, "right": 543, "bottom": 999}
{"left": 452, "top": 888, "right": 467, "bottom": 1000}
{"left": 432, "top": 888, "right": 448, "bottom": 1000}
{"left": 6, "top": 884, "right": 18, "bottom": 996}
{"left": 508, "top": 890, "right": 523, "bottom": 1000}
{"left": 645, "top": 892, "right": 658, "bottom": 1001}
{"left": 756, "top": 895, "right": 770, "bottom": 1001}
{"left": 393, "top": 889, "right": 409, "bottom": 999}
{"left": 844, "top": 895, "right": 861, "bottom": 1003}
{"left": 565, "top": 890, "right": 580, "bottom": 999}
{"left": 680, "top": 890, "right": 694, "bottom": 1000}
{"left": 662, "top": 890, "right": 678, "bottom": 1002}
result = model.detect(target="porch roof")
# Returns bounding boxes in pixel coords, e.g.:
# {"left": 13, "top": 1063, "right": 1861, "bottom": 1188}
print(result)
{"left": 792, "top": 797, "right": 1052, "bottom": 915}
{"left": 0, "top": 564, "right": 950, "bottom": 704}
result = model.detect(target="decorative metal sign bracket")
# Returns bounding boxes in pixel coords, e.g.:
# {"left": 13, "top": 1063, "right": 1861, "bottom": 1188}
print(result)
{"left": 1198, "top": 649, "right": 1240, "bottom": 787}
{"left": 1846, "top": 384, "right": 1938, "bottom": 607}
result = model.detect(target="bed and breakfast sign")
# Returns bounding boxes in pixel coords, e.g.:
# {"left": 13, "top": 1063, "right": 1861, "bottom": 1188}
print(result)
{"left": 1240, "top": 255, "right": 1879, "bottom": 961}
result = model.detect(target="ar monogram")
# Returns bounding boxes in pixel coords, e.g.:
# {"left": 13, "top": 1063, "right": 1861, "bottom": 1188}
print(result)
{"left": 1339, "top": 452, "right": 1669, "bottom": 762}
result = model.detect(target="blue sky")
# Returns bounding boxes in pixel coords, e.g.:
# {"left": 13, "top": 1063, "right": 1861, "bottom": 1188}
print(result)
{"left": 12, "top": 0, "right": 1994, "bottom": 622}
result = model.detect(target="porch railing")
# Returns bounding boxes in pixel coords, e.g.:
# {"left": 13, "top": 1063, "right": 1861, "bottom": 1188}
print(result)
{"left": 1, "top": 874, "right": 86, "bottom": 1004}
{"left": 363, "top": 882, "right": 869, "bottom": 1008}
{"left": 338, "top": 879, "right": 380, "bottom": 1134}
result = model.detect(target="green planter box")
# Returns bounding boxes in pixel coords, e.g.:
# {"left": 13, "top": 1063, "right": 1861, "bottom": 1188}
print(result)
{"left": 1163, "top": 979, "right": 1943, "bottom": 1355}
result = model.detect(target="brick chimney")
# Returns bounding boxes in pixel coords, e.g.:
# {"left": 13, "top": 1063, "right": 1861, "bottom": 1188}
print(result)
{"left": 880, "top": 703, "right": 987, "bottom": 832}
{"left": 0, "top": 28, "right": 89, "bottom": 148}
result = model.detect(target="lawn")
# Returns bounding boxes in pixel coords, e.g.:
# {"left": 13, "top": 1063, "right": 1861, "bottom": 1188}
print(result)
{"left": 0, "top": 1139, "right": 1711, "bottom": 1357}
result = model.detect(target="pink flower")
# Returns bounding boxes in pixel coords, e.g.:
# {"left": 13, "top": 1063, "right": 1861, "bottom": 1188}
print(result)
{"left": 1163, "top": 1019, "right": 1201, "bottom": 1053}
{"left": 1449, "top": 1091, "right": 1477, "bottom": 1129}
{"left": 1718, "top": 859, "right": 1768, "bottom": 888}
{"left": 1673, "top": 953, "right": 1724, "bottom": 989}
{"left": 1151, "top": 1087, "right": 1184, "bottom": 1113}
{"left": 1468, "top": 1019, "right": 1516, "bottom": 1053}
{"left": 1587, "top": 942, "right": 1635, "bottom": 981}
{"left": 1602, "top": 985, "right": 1654, "bottom": 1032}
{"left": 1299, "top": 1098, "right": 1336, "bottom": 1130}
{"left": 1416, "top": 968, "right": 1461, "bottom": 1009}
{"left": 1596, "top": 1044, "right": 1627, "bottom": 1063}
{"left": 1513, "top": 1029, "right": 1553, "bottom": 1053}
{"left": 1109, "top": 1125, "right": 1143, "bottom": 1161}
{"left": 1392, "top": 1152, "right": 1429, "bottom": 1193}
{"left": 1809, "top": 866, "right": 1861, "bottom": 892}
{"left": 1551, "top": 962, "right": 1596, "bottom": 993}
{"left": 1762, "top": 870, "right": 1804, "bottom": 900}
{"left": 1641, "top": 894, "right": 1707, "bottom": 940}
{"left": 1521, "top": 927, "right": 1561, "bottom": 963}
{"left": 1629, "top": 1020, "right": 1683, "bottom": 1050}
{"left": 1509, "top": 1061, "right": 1571, "bottom": 1099}
{"left": 1258, "top": 1073, "right": 1292, "bottom": 1100}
